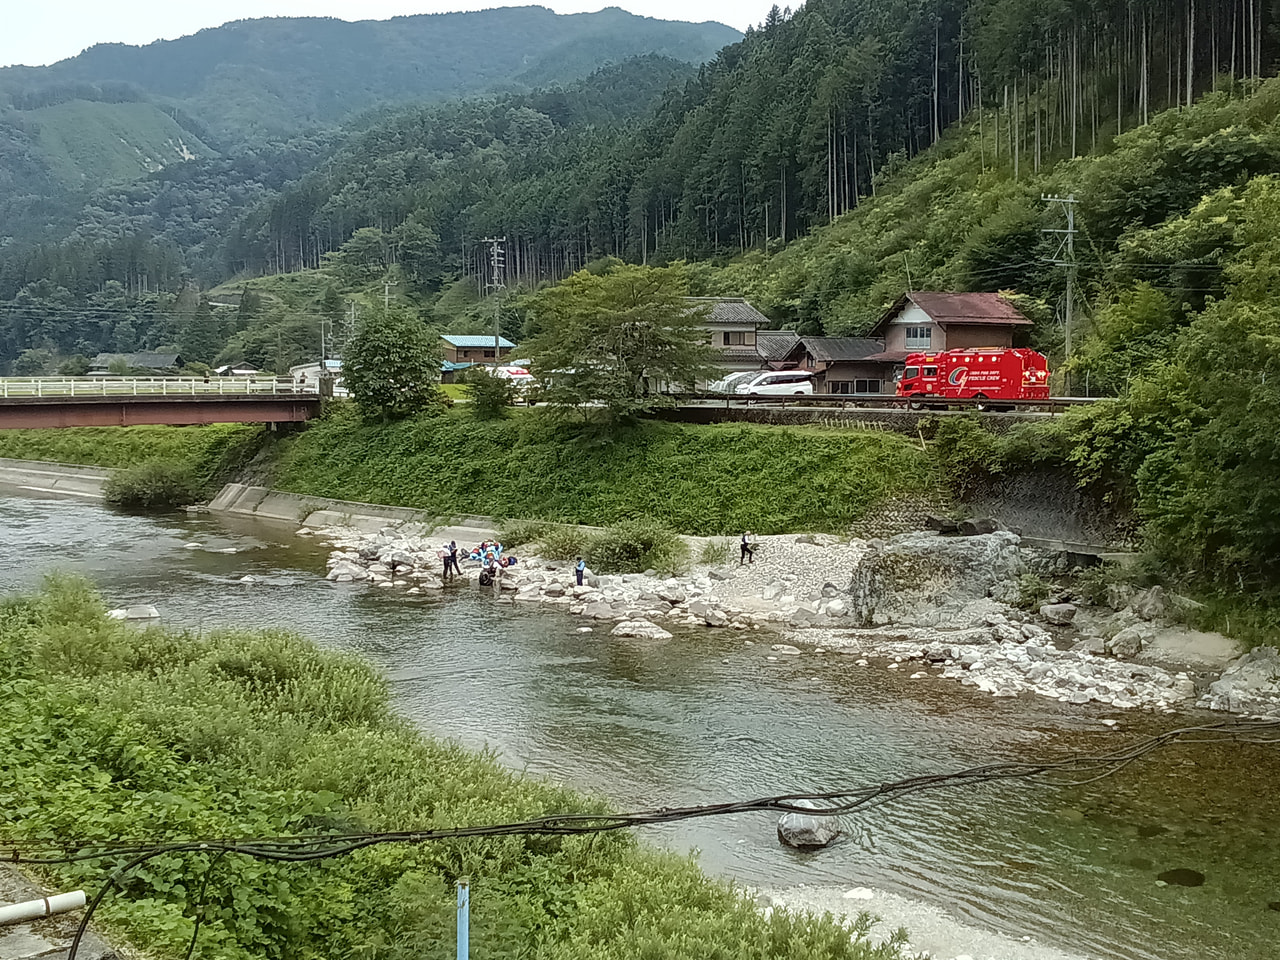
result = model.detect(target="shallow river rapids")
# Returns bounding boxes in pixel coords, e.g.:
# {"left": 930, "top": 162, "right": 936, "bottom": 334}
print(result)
{"left": 2, "top": 487, "right": 1278, "bottom": 960}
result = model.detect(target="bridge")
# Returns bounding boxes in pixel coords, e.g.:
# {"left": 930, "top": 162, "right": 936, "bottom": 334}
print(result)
{"left": 0, "top": 378, "right": 322, "bottom": 429}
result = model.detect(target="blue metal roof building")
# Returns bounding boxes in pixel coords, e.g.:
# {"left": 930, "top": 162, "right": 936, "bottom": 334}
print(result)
{"left": 440, "top": 335, "right": 516, "bottom": 348}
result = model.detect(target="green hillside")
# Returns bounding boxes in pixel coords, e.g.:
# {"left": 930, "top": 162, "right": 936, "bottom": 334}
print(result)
{"left": 0, "top": 7, "right": 740, "bottom": 140}
{"left": 27, "top": 99, "right": 213, "bottom": 188}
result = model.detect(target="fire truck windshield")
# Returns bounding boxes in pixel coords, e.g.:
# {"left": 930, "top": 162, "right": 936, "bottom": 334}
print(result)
{"left": 903, "top": 366, "right": 919, "bottom": 378}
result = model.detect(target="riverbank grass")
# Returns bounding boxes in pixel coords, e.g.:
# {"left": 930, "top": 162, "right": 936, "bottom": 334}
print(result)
{"left": 272, "top": 406, "right": 935, "bottom": 536}
{"left": 0, "top": 577, "right": 906, "bottom": 960}
{"left": 0, "top": 424, "right": 265, "bottom": 484}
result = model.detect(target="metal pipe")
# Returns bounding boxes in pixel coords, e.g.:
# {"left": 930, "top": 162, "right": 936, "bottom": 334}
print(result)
{"left": 0, "top": 891, "right": 87, "bottom": 926}
{"left": 456, "top": 878, "right": 469, "bottom": 959}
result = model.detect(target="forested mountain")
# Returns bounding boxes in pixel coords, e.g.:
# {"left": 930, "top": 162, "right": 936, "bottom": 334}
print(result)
{"left": 243, "top": 0, "right": 1276, "bottom": 289}
{"left": 0, "top": 7, "right": 739, "bottom": 140}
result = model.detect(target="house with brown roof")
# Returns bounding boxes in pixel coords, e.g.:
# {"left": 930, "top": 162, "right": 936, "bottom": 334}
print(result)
{"left": 779, "top": 337, "right": 888, "bottom": 395}
{"left": 865, "top": 292, "right": 1034, "bottom": 362}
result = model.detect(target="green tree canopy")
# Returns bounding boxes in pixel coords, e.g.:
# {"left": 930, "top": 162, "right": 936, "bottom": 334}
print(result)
{"left": 341, "top": 306, "right": 444, "bottom": 420}
{"left": 525, "top": 263, "right": 717, "bottom": 421}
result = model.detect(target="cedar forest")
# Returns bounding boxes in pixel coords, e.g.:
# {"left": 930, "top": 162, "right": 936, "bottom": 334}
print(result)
{"left": 1, "top": 0, "right": 1280, "bottom": 608}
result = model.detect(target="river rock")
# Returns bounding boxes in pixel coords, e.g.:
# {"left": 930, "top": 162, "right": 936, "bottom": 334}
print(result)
{"left": 958, "top": 517, "right": 999, "bottom": 536}
{"left": 1040, "top": 602, "right": 1078, "bottom": 626}
{"left": 1130, "top": 586, "right": 1168, "bottom": 621}
{"left": 657, "top": 582, "right": 687, "bottom": 604}
{"left": 708, "top": 568, "right": 735, "bottom": 581}
{"left": 611, "top": 619, "right": 674, "bottom": 640}
{"left": 777, "top": 798, "right": 841, "bottom": 850}
{"left": 583, "top": 601, "right": 615, "bottom": 620}
{"left": 847, "top": 531, "right": 1026, "bottom": 626}
{"left": 115, "top": 604, "right": 160, "bottom": 620}
{"left": 1108, "top": 624, "right": 1155, "bottom": 659}
{"left": 1200, "top": 646, "right": 1280, "bottom": 714}
{"left": 824, "top": 597, "right": 849, "bottom": 618}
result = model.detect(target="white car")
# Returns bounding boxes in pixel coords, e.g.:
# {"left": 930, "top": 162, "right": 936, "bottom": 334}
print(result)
{"left": 735, "top": 370, "right": 814, "bottom": 396}
{"left": 706, "top": 371, "right": 757, "bottom": 394}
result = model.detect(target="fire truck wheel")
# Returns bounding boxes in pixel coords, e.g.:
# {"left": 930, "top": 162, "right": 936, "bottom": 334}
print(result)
{"left": 974, "top": 393, "right": 991, "bottom": 412}
{"left": 907, "top": 395, "right": 925, "bottom": 411}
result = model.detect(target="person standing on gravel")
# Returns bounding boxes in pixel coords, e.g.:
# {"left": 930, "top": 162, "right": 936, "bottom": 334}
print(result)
{"left": 448, "top": 540, "right": 462, "bottom": 577}
{"left": 575, "top": 556, "right": 586, "bottom": 586}
{"left": 740, "top": 532, "right": 756, "bottom": 565}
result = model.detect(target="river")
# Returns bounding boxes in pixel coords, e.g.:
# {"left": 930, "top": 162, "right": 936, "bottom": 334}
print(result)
{"left": 2, "top": 487, "right": 1277, "bottom": 960}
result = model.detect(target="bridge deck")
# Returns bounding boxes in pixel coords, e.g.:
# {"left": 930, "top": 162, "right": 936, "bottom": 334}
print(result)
{"left": 0, "top": 379, "right": 321, "bottom": 428}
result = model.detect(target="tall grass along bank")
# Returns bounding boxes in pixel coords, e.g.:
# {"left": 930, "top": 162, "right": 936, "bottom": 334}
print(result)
{"left": 272, "top": 408, "right": 934, "bottom": 536}
{"left": 0, "top": 577, "right": 905, "bottom": 960}
{"left": 0, "top": 424, "right": 265, "bottom": 486}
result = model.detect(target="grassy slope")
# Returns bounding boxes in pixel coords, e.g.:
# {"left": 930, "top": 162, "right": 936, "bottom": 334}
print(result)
{"left": 270, "top": 408, "right": 934, "bottom": 535}
{"left": 1, "top": 578, "right": 900, "bottom": 960}
{"left": 0, "top": 424, "right": 263, "bottom": 484}
{"left": 28, "top": 99, "right": 213, "bottom": 187}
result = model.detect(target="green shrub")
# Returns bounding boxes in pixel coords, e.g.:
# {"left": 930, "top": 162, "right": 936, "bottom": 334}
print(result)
{"left": 585, "top": 519, "right": 690, "bottom": 577}
{"left": 698, "top": 538, "right": 732, "bottom": 566}
{"left": 104, "top": 460, "right": 202, "bottom": 511}
{"left": 539, "top": 524, "right": 592, "bottom": 560}
{"left": 1015, "top": 573, "right": 1051, "bottom": 611}
{"left": 463, "top": 366, "right": 517, "bottom": 419}
{"left": 498, "top": 518, "right": 554, "bottom": 547}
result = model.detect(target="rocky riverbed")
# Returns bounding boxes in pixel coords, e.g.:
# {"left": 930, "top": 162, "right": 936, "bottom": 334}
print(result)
{"left": 314, "top": 525, "right": 1280, "bottom": 720}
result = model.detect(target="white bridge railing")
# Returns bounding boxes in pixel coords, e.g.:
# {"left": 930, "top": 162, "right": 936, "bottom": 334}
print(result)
{"left": 0, "top": 377, "right": 318, "bottom": 399}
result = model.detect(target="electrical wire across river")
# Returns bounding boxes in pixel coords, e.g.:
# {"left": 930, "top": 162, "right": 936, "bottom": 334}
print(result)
{"left": 3, "top": 719, "right": 1278, "bottom": 959}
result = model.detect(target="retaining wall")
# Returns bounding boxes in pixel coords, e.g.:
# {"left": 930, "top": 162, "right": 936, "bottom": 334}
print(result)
{"left": 207, "top": 483, "right": 496, "bottom": 537}
{"left": 0, "top": 457, "right": 108, "bottom": 498}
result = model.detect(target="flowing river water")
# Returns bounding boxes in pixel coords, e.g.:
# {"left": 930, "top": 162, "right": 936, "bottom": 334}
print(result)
{"left": 2, "top": 486, "right": 1278, "bottom": 960}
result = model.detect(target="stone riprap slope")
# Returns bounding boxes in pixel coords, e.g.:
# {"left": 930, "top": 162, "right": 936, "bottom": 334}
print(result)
{"left": 311, "top": 526, "right": 1279, "bottom": 720}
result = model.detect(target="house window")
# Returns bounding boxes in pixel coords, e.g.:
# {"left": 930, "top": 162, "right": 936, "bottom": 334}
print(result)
{"left": 723, "top": 331, "right": 748, "bottom": 346}
{"left": 904, "top": 326, "right": 933, "bottom": 350}
{"left": 484, "top": 350, "right": 496, "bottom": 358}
{"left": 855, "top": 379, "right": 881, "bottom": 394}
{"left": 828, "top": 381, "right": 851, "bottom": 394}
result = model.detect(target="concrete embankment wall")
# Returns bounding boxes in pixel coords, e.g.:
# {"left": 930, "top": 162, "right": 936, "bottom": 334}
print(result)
{"left": 0, "top": 457, "right": 108, "bottom": 498}
{"left": 208, "top": 482, "right": 497, "bottom": 538}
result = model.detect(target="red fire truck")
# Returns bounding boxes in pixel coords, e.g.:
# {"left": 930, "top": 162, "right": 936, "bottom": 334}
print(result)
{"left": 896, "top": 347, "right": 1050, "bottom": 407}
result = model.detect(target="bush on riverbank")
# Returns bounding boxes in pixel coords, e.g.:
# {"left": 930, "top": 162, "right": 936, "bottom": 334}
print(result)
{"left": 272, "top": 405, "right": 934, "bottom": 536}
{"left": 0, "top": 577, "right": 906, "bottom": 960}
{"left": 504, "top": 518, "right": 690, "bottom": 576}
{"left": 103, "top": 460, "right": 202, "bottom": 510}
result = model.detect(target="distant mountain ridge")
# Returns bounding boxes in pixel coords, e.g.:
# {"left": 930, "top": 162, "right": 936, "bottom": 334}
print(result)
{"left": 0, "top": 6, "right": 740, "bottom": 139}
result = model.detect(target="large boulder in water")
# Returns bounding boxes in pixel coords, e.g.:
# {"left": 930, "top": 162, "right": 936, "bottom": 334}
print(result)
{"left": 847, "top": 531, "right": 1026, "bottom": 626}
{"left": 777, "top": 798, "right": 841, "bottom": 850}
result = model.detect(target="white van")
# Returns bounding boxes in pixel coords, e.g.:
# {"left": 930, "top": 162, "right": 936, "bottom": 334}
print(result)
{"left": 735, "top": 370, "right": 814, "bottom": 396}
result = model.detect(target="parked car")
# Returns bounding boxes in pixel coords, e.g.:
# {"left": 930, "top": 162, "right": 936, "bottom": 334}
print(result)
{"left": 706, "top": 371, "right": 757, "bottom": 394}
{"left": 734, "top": 370, "right": 814, "bottom": 396}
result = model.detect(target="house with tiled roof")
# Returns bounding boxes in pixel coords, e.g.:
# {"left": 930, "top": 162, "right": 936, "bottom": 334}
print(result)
{"left": 685, "top": 297, "right": 771, "bottom": 376}
{"left": 778, "top": 337, "right": 888, "bottom": 395}
{"left": 864, "top": 291, "right": 1033, "bottom": 362}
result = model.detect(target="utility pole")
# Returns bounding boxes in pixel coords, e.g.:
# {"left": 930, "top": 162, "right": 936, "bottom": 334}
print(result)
{"left": 482, "top": 237, "right": 506, "bottom": 367}
{"left": 1042, "top": 193, "right": 1078, "bottom": 395}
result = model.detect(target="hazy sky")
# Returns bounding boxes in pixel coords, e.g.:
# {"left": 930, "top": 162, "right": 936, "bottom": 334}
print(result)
{"left": 3, "top": 2, "right": 777, "bottom": 69}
